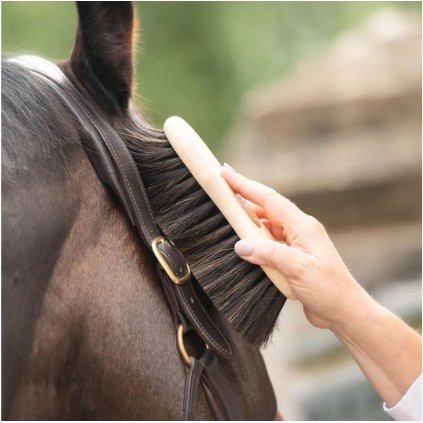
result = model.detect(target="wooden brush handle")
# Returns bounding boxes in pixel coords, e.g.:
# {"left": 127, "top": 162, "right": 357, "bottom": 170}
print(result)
{"left": 164, "top": 116, "right": 296, "bottom": 300}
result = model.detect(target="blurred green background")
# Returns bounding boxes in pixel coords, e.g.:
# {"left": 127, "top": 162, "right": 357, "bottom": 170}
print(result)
{"left": 2, "top": 1, "right": 420, "bottom": 151}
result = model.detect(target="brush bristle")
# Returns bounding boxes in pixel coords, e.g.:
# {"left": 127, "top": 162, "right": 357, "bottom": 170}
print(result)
{"left": 126, "top": 128, "right": 286, "bottom": 347}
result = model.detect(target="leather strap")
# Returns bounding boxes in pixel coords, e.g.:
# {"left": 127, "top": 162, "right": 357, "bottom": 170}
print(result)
{"left": 157, "top": 267, "right": 232, "bottom": 356}
{"left": 200, "top": 349, "right": 244, "bottom": 420}
{"left": 183, "top": 358, "right": 203, "bottom": 420}
{"left": 184, "top": 351, "right": 244, "bottom": 421}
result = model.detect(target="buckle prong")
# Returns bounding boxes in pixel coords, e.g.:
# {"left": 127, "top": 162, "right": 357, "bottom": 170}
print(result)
{"left": 152, "top": 236, "right": 191, "bottom": 284}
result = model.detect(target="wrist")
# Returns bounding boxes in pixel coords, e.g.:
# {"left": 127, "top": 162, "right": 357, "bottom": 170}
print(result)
{"left": 328, "top": 285, "right": 378, "bottom": 337}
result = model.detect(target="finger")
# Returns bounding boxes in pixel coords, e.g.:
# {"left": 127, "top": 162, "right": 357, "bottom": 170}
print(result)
{"left": 234, "top": 239, "right": 309, "bottom": 279}
{"left": 221, "top": 165, "right": 308, "bottom": 237}
{"left": 246, "top": 200, "right": 266, "bottom": 219}
{"left": 261, "top": 219, "right": 285, "bottom": 241}
{"left": 248, "top": 201, "right": 285, "bottom": 240}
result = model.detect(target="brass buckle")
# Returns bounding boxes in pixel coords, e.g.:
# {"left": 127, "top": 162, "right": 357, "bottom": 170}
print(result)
{"left": 177, "top": 324, "right": 209, "bottom": 366}
{"left": 151, "top": 236, "right": 191, "bottom": 284}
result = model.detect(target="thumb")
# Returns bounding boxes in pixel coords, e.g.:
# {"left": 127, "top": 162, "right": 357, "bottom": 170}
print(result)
{"left": 234, "top": 239, "right": 306, "bottom": 278}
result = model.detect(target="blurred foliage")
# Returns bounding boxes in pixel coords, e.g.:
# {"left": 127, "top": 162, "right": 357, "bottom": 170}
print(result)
{"left": 2, "top": 1, "right": 421, "bottom": 151}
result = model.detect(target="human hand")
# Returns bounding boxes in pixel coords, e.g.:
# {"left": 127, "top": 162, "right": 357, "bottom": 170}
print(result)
{"left": 221, "top": 164, "right": 376, "bottom": 331}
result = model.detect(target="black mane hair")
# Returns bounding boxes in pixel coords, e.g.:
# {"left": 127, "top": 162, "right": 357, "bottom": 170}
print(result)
{"left": 2, "top": 59, "right": 81, "bottom": 182}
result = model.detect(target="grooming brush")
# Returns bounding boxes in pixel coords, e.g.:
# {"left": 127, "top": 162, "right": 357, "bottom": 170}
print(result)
{"left": 131, "top": 117, "right": 291, "bottom": 346}
{"left": 164, "top": 116, "right": 295, "bottom": 300}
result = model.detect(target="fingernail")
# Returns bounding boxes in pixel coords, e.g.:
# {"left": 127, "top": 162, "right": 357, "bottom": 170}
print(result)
{"left": 223, "top": 163, "right": 236, "bottom": 174}
{"left": 234, "top": 240, "right": 253, "bottom": 257}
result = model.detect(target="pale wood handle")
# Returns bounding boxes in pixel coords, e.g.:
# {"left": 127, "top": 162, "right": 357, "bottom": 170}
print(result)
{"left": 164, "top": 116, "right": 296, "bottom": 299}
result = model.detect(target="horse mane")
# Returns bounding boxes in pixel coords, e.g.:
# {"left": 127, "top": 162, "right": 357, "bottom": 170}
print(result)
{"left": 1, "top": 59, "right": 82, "bottom": 183}
{"left": 1, "top": 58, "right": 166, "bottom": 185}
{"left": 1, "top": 58, "right": 163, "bottom": 187}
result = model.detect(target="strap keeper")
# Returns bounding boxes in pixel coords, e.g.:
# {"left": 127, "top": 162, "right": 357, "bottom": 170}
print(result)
{"left": 152, "top": 236, "right": 191, "bottom": 284}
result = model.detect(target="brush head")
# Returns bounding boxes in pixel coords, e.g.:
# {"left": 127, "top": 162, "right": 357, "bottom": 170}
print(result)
{"left": 127, "top": 120, "right": 288, "bottom": 347}
{"left": 164, "top": 116, "right": 295, "bottom": 299}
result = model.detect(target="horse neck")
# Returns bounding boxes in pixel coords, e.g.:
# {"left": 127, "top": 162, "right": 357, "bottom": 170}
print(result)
{"left": 6, "top": 149, "right": 153, "bottom": 419}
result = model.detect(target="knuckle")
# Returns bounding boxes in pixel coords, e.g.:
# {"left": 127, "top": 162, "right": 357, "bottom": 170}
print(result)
{"left": 230, "top": 173, "right": 243, "bottom": 188}
{"left": 268, "top": 244, "right": 280, "bottom": 266}
{"left": 261, "top": 241, "right": 279, "bottom": 265}
{"left": 263, "top": 188, "right": 280, "bottom": 209}
{"left": 238, "top": 174, "right": 251, "bottom": 191}
{"left": 292, "top": 254, "right": 311, "bottom": 281}
{"left": 305, "top": 215, "right": 324, "bottom": 234}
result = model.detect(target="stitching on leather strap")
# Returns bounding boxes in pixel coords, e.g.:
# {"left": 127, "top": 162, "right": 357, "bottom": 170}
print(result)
{"left": 178, "top": 284, "right": 232, "bottom": 356}
{"left": 188, "top": 283, "right": 232, "bottom": 355}
{"left": 58, "top": 78, "right": 154, "bottom": 242}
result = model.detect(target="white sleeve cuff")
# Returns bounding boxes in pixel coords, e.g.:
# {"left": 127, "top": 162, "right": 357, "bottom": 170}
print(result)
{"left": 383, "top": 373, "right": 422, "bottom": 421}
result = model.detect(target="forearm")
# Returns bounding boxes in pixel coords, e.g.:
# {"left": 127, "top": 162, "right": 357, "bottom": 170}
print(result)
{"left": 331, "top": 301, "right": 422, "bottom": 407}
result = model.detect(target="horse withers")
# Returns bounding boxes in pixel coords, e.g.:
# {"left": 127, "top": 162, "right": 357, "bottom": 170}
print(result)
{"left": 2, "top": 2, "right": 278, "bottom": 419}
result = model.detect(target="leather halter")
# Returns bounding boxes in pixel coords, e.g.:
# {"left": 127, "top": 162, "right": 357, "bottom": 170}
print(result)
{"left": 11, "top": 56, "right": 244, "bottom": 420}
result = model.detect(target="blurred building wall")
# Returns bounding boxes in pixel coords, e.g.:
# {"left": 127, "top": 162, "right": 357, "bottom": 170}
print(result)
{"left": 224, "top": 10, "right": 421, "bottom": 421}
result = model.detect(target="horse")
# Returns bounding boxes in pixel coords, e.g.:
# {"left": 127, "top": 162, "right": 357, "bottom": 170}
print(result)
{"left": 2, "top": 2, "right": 278, "bottom": 419}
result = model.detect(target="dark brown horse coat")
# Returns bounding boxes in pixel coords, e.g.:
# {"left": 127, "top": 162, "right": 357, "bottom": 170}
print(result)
{"left": 2, "top": 2, "right": 277, "bottom": 419}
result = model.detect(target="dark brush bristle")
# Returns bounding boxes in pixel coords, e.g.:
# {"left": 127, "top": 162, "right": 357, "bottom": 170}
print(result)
{"left": 125, "top": 127, "right": 287, "bottom": 347}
